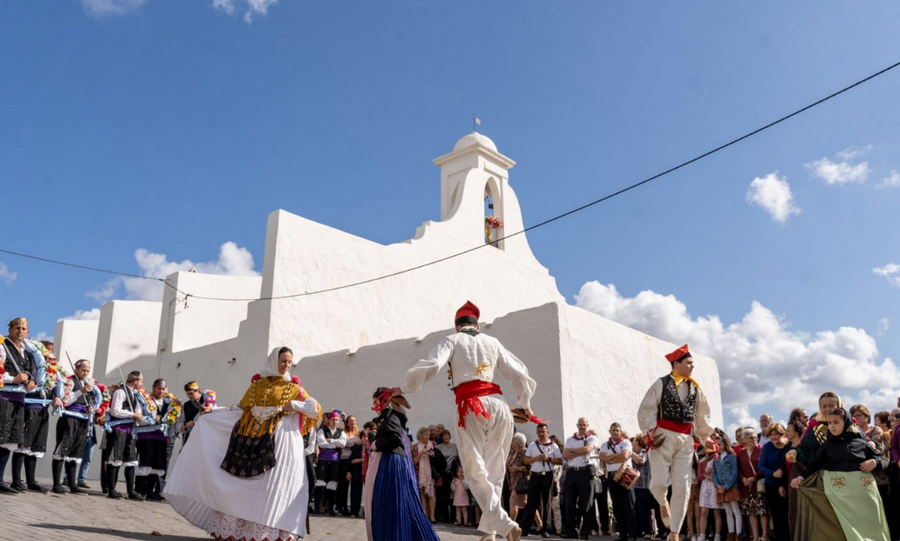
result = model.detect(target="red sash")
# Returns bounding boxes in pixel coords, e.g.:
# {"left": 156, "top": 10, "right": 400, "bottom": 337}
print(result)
{"left": 657, "top": 419, "right": 693, "bottom": 434}
{"left": 454, "top": 380, "right": 502, "bottom": 428}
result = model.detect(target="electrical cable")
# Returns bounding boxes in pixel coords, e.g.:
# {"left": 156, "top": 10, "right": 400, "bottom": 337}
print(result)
{"left": 2, "top": 59, "right": 899, "bottom": 302}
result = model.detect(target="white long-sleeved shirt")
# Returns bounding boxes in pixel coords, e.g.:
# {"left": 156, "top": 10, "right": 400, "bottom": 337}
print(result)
{"left": 637, "top": 376, "right": 714, "bottom": 439}
{"left": 110, "top": 387, "right": 142, "bottom": 419}
{"left": 400, "top": 331, "right": 536, "bottom": 410}
{"left": 317, "top": 427, "right": 348, "bottom": 449}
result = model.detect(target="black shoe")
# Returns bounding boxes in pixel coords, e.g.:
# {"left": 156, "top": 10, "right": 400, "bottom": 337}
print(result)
{"left": 146, "top": 493, "right": 164, "bottom": 501}
{"left": 541, "top": 532, "right": 551, "bottom": 539}
{"left": 69, "top": 486, "right": 85, "bottom": 495}
{"left": 580, "top": 536, "right": 590, "bottom": 540}
{"left": 108, "top": 490, "right": 124, "bottom": 499}
{"left": 52, "top": 485, "right": 68, "bottom": 494}
{"left": 128, "top": 492, "right": 145, "bottom": 501}
{"left": 10, "top": 482, "right": 27, "bottom": 492}
{"left": 27, "top": 483, "right": 49, "bottom": 493}
{"left": 0, "top": 483, "right": 20, "bottom": 495}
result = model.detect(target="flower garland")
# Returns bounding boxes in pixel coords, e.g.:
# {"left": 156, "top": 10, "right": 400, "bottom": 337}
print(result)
{"left": 138, "top": 386, "right": 184, "bottom": 427}
{"left": 96, "top": 383, "right": 118, "bottom": 426}
{"left": 27, "top": 339, "right": 68, "bottom": 393}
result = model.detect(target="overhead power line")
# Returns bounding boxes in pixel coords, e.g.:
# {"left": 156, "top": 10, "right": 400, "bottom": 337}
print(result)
{"left": 3, "top": 59, "right": 899, "bottom": 302}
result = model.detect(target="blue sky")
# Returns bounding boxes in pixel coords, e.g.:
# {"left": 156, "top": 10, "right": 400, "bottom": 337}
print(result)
{"left": 2, "top": 1, "right": 899, "bottom": 428}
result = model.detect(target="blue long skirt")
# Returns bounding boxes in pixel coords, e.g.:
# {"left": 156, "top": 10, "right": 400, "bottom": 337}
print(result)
{"left": 371, "top": 451, "right": 441, "bottom": 541}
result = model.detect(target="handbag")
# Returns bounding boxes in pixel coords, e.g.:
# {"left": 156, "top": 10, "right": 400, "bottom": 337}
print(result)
{"left": 748, "top": 452, "right": 766, "bottom": 494}
{"left": 515, "top": 475, "right": 529, "bottom": 494}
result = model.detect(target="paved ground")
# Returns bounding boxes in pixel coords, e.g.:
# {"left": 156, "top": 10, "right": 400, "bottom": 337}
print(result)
{"left": 1, "top": 478, "right": 621, "bottom": 541}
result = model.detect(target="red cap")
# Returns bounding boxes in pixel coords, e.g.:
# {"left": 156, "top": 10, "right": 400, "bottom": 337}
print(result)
{"left": 455, "top": 301, "right": 480, "bottom": 326}
{"left": 665, "top": 344, "right": 692, "bottom": 363}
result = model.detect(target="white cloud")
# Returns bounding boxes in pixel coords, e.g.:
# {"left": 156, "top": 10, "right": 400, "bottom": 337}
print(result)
{"left": 835, "top": 145, "right": 873, "bottom": 161}
{"left": 725, "top": 405, "right": 758, "bottom": 437}
{"left": 881, "top": 170, "right": 900, "bottom": 188}
{"left": 212, "top": 0, "right": 278, "bottom": 23}
{"left": 212, "top": 0, "right": 235, "bottom": 15}
{"left": 574, "top": 281, "right": 900, "bottom": 422}
{"left": 804, "top": 147, "right": 870, "bottom": 185}
{"left": 873, "top": 263, "right": 900, "bottom": 288}
{"left": 878, "top": 318, "right": 890, "bottom": 335}
{"left": 745, "top": 172, "right": 800, "bottom": 223}
{"left": 32, "top": 331, "right": 52, "bottom": 342}
{"left": 88, "top": 241, "right": 259, "bottom": 302}
{"left": 59, "top": 308, "right": 103, "bottom": 321}
{"left": 0, "top": 262, "right": 17, "bottom": 286}
{"left": 80, "top": 0, "right": 149, "bottom": 16}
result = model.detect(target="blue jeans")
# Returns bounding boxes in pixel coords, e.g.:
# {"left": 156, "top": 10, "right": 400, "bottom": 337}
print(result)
{"left": 78, "top": 435, "right": 95, "bottom": 484}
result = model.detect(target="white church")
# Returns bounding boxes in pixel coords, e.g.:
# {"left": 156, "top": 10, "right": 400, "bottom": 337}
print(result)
{"left": 55, "top": 132, "right": 724, "bottom": 439}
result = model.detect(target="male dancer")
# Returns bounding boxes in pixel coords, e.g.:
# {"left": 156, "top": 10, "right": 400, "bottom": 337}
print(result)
{"left": 637, "top": 345, "right": 714, "bottom": 541}
{"left": 1, "top": 318, "right": 49, "bottom": 493}
{"left": 394, "top": 301, "right": 538, "bottom": 541}
{"left": 51, "top": 359, "right": 102, "bottom": 494}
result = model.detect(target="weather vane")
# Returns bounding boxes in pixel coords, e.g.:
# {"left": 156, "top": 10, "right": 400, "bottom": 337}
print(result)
{"left": 470, "top": 114, "right": 481, "bottom": 132}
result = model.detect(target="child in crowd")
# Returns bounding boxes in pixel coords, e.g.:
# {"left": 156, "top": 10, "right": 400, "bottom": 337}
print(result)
{"left": 698, "top": 442, "right": 723, "bottom": 541}
{"left": 450, "top": 466, "right": 471, "bottom": 526}
{"left": 712, "top": 430, "right": 742, "bottom": 541}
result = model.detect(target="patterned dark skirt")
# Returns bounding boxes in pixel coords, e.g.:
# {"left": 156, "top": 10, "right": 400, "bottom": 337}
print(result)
{"left": 220, "top": 427, "right": 276, "bottom": 478}
{"left": 107, "top": 428, "right": 138, "bottom": 466}
{"left": 740, "top": 491, "right": 768, "bottom": 516}
{"left": 53, "top": 415, "right": 90, "bottom": 461}
{"left": 21, "top": 407, "right": 50, "bottom": 454}
{"left": 0, "top": 399, "right": 25, "bottom": 447}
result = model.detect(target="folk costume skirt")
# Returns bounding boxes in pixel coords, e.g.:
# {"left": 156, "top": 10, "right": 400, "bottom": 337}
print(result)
{"left": 795, "top": 470, "right": 890, "bottom": 541}
{"left": 106, "top": 426, "right": 139, "bottom": 467}
{"left": 164, "top": 409, "right": 309, "bottom": 540}
{"left": 137, "top": 435, "right": 169, "bottom": 476}
{"left": 365, "top": 450, "right": 440, "bottom": 541}
{"left": 53, "top": 414, "right": 90, "bottom": 462}
{"left": 19, "top": 406, "right": 50, "bottom": 456}
{"left": 0, "top": 395, "right": 25, "bottom": 449}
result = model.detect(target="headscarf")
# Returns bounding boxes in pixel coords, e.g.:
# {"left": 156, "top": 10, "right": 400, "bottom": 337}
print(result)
{"left": 260, "top": 346, "right": 297, "bottom": 381}
{"left": 826, "top": 407, "right": 863, "bottom": 442}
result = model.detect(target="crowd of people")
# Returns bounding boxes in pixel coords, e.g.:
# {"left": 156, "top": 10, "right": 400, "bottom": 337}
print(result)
{"left": 3, "top": 311, "right": 900, "bottom": 541}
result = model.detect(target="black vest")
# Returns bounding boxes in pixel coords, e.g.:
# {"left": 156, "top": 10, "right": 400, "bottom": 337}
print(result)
{"left": 183, "top": 392, "right": 209, "bottom": 423}
{"left": 322, "top": 426, "right": 344, "bottom": 440}
{"left": 148, "top": 395, "right": 170, "bottom": 419}
{"left": 2, "top": 339, "right": 36, "bottom": 380}
{"left": 112, "top": 387, "right": 137, "bottom": 420}
{"left": 658, "top": 374, "right": 697, "bottom": 424}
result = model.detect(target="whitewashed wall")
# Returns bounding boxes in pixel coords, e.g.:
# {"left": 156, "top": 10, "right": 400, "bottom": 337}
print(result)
{"left": 93, "top": 300, "right": 162, "bottom": 381}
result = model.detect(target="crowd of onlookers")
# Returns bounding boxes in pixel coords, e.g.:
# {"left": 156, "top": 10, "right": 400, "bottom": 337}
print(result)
{"left": 304, "top": 399, "right": 900, "bottom": 541}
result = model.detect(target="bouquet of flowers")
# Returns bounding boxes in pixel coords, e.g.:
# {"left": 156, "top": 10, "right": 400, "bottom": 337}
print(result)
{"left": 205, "top": 389, "right": 217, "bottom": 407}
{"left": 96, "top": 383, "right": 116, "bottom": 426}
{"left": 484, "top": 216, "right": 504, "bottom": 229}
{"left": 27, "top": 339, "right": 68, "bottom": 393}
{"left": 165, "top": 395, "right": 182, "bottom": 427}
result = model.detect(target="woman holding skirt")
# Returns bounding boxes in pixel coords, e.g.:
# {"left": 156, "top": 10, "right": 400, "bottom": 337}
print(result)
{"left": 364, "top": 387, "right": 440, "bottom": 541}
{"left": 165, "top": 346, "right": 319, "bottom": 541}
{"left": 791, "top": 406, "right": 890, "bottom": 541}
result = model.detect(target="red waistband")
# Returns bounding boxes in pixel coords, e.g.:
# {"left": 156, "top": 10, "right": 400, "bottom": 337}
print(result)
{"left": 454, "top": 380, "right": 502, "bottom": 429}
{"left": 656, "top": 419, "right": 693, "bottom": 434}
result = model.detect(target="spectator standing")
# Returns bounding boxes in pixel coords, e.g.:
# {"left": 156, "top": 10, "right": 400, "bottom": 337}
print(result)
{"left": 549, "top": 434, "right": 564, "bottom": 536}
{"left": 784, "top": 419, "right": 805, "bottom": 538}
{"left": 758, "top": 414, "right": 773, "bottom": 447}
{"left": 758, "top": 423, "right": 789, "bottom": 541}
{"left": 520, "top": 423, "right": 562, "bottom": 538}
{"left": 344, "top": 416, "right": 365, "bottom": 517}
{"left": 413, "top": 426, "right": 437, "bottom": 522}
{"left": 697, "top": 452, "right": 722, "bottom": 541}
{"left": 338, "top": 415, "right": 361, "bottom": 515}
{"left": 632, "top": 434, "right": 665, "bottom": 539}
{"left": 562, "top": 417, "right": 599, "bottom": 540}
{"left": 451, "top": 466, "right": 471, "bottom": 526}
{"left": 736, "top": 429, "right": 768, "bottom": 541}
{"left": 436, "top": 429, "right": 459, "bottom": 523}
{"left": 598, "top": 422, "right": 637, "bottom": 541}
{"left": 789, "top": 408, "right": 809, "bottom": 429}
{"left": 507, "top": 432, "right": 529, "bottom": 522}
{"left": 316, "top": 411, "right": 347, "bottom": 515}
{"left": 712, "top": 431, "right": 741, "bottom": 541}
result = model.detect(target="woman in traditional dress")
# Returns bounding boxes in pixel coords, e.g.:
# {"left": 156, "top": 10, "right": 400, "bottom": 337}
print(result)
{"left": 787, "top": 391, "right": 842, "bottom": 466}
{"left": 791, "top": 407, "right": 890, "bottom": 541}
{"left": 364, "top": 387, "right": 440, "bottom": 541}
{"left": 165, "top": 346, "right": 319, "bottom": 541}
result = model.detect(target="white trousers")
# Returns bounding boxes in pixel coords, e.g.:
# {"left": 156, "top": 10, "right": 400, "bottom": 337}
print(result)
{"left": 454, "top": 395, "right": 517, "bottom": 537}
{"left": 648, "top": 428, "right": 694, "bottom": 534}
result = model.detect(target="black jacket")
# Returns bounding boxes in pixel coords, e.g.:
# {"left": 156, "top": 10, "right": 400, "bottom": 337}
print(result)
{"left": 373, "top": 408, "right": 408, "bottom": 456}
